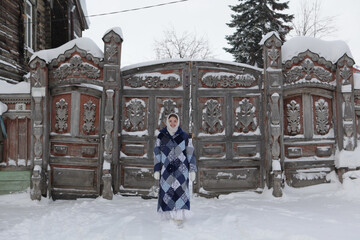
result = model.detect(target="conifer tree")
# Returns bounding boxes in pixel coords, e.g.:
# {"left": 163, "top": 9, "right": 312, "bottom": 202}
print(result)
{"left": 225, "top": 0, "right": 293, "bottom": 67}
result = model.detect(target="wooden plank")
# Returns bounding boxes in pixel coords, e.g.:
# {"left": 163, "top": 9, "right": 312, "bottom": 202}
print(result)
{"left": 0, "top": 171, "right": 31, "bottom": 194}
{"left": 0, "top": 180, "right": 29, "bottom": 191}
{"left": 0, "top": 171, "right": 31, "bottom": 181}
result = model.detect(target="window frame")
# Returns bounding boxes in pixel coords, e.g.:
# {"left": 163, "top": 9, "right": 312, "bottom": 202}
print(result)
{"left": 24, "top": 0, "right": 33, "bottom": 51}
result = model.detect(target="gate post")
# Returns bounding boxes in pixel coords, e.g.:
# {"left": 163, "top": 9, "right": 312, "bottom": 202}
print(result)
{"left": 261, "top": 32, "right": 284, "bottom": 197}
{"left": 336, "top": 55, "right": 356, "bottom": 151}
{"left": 101, "top": 28, "right": 123, "bottom": 199}
{"left": 29, "top": 58, "right": 49, "bottom": 200}
{"left": 335, "top": 54, "right": 356, "bottom": 179}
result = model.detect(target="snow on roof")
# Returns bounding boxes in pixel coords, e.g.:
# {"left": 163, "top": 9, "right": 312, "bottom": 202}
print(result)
{"left": 354, "top": 72, "right": 360, "bottom": 89}
{"left": 259, "top": 31, "right": 281, "bottom": 45}
{"left": 0, "top": 80, "right": 30, "bottom": 94}
{"left": 282, "top": 36, "right": 353, "bottom": 64}
{"left": 121, "top": 58, "right": 262, "bottom": 72}
{"left": 30, "top": 37, "right": 104, "bottom": 64}
{"left": 104, "top": 27, "right": 124, "bottom": 40}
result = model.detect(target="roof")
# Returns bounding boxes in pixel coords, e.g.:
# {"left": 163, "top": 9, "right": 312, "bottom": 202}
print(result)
{"left": 282, "top": 36, "right": 353, "bottom": 64}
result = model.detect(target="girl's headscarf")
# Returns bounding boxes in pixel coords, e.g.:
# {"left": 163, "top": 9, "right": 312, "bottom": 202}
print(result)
{"left": 166, "top": 113, "right": 179, "bottom": 136}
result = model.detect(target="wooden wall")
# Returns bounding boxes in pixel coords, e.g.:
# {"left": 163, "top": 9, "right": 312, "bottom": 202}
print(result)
{"left": 0, "top": 0, "right": 88, "bottom": 83}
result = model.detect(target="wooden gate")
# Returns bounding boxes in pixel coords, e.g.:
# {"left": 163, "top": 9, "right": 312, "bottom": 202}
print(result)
{"left": 118, "top": 61, "right": 190, "bottom": 194}
{"left": 282, "top": 53, "right": 338, "bottom": 187}
{"left": 119, "top": 60, "right": 263, "bottom": 196}
{"left": 49, "top": 87, "right": 102, "bottom": 199}
{"left": 191, "top": 61, "right": 263, "bottom": 194}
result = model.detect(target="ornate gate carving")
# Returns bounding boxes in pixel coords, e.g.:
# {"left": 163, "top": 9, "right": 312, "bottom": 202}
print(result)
{"left": 119, "top": 61, "right": 263, "bottom": 196}
{"left": 192, "top": 62, "right": 263, "bottom": 194}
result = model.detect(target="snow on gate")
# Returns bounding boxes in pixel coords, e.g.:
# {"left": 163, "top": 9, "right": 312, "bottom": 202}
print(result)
{"left": 1, "top": 28, "right": 359, "bottom": 200}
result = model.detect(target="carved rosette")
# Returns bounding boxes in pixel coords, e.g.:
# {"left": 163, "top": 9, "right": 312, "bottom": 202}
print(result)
{"left": 55, "top": 98, "right": 68, "bottom": 132}
{"left": 124, "top": 99, "right": 146, "bottom": 131}
{"left": 235, "top": 98, "right": 257, "bottom": 133}
{"left": 286, "top": 100, "right": 300, "bottom": 135}
{"left": 83, "top": 100, "right": 96, "bottom": 134}
{"left": 315, "top": 99, "right": 330, "bottom": 135}
{"left": 202, "top": 99, "right": 223, "bottom": 134}
{"left": 53, "top": 55, "right": 100, "bottom": 80}
{"left": 159, "top": 99, "right": 178, "bottom": 128}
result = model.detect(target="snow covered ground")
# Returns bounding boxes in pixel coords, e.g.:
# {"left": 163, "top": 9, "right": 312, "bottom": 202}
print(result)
{"left": 1, "top": 172, "right": 360, "bottom": 240}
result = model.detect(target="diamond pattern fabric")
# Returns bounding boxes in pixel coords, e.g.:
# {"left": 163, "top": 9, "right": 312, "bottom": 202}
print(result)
{"left": 154, "top": 127, "right": 197, "bottom": 213}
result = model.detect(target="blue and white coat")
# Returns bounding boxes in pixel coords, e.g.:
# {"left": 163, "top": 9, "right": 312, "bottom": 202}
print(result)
{"left": 154, "top": 126, "right": 197, "bottom": 212}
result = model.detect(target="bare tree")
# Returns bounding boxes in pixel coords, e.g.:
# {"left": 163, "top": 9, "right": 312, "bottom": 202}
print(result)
{"left": 291, "top": 0, "right": 337, "bottom": 38}
{"left": 154, "top": 26, "right": 213, "bottom": 59}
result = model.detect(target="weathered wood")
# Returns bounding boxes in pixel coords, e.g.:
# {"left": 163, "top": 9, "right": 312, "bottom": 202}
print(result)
{"left": 0, "top": 170, "right": 30, "bottom": 194}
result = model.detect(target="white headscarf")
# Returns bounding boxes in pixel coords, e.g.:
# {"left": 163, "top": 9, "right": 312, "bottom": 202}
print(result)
{"left": 166, "top": 113, "right": 180, "bottom": 136}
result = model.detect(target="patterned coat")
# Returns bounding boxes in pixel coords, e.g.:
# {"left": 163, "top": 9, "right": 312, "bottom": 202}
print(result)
{"left": 154, "top": 126, "right": 197, "bottom": 212}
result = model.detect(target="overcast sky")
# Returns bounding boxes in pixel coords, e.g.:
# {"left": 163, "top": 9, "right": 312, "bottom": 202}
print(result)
{"left": 83, "top": 0, "right": 360, "bottom": 67}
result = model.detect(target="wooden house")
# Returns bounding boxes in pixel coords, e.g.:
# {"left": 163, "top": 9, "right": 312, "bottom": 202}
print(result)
{"left": 0, "top": 0, "right": 88, "bottom": 194}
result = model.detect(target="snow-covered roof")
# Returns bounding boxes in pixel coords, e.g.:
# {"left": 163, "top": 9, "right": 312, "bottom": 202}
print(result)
{"left": 259, "top": 31, "right": 281, "bottom": 45}
{"left": 0, "top": 81, "right": 30, "bottom": 94}
{"left": 30, "top": 37, "right": 103, "bottom": 64}
{"left": 282, "top": 36, "right": 353, "bottom": 64}
{"left": 121, "top": 58, "right": 263, "bottom": 72}
{"left": 104, "top": 27, "right": 124, "bottom": 40}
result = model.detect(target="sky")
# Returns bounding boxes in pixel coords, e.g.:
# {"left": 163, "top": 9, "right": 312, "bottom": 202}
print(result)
{"left": 83, "top": 0, "right": 360, "bottom": 67}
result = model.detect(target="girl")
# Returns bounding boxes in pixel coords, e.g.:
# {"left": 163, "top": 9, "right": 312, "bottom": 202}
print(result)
{"left": 153, "top": 113, "right": 197, "bottom": 224}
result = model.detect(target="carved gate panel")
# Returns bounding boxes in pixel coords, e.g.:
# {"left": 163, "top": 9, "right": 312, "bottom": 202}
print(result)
{"left": 118, "top": 61, "right": 263, "bottom": 195}
{"left": 283, "top": 88, "right": 335, "bottom": 187}
{"left": 49, "top": 87, "right": 102, "bottom": 199}
{"left": 119, "top": 62, "right": 190, "bottom": 194}
{"left": 192, "top": 62, "right": 263, "bottom": 194}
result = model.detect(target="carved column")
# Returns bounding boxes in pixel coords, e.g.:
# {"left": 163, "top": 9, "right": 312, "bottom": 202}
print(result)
{"left": 29, "top": 59, "right": 48, "bottom": 200}
{"left": 101, "top": 28, "right": 123, "bottom": 199}
{"left": 262, "top": 32, "right": 283, "bottom": 197}
{"left": 337, "top": 55, "right": 356, "bottom": 151}
{"left": 336, "top": 55, "right": 356, "bottom": 175}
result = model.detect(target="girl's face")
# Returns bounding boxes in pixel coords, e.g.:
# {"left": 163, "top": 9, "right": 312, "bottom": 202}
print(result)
{"left": 168, "top": 116, "right": 178, "bottom": 128}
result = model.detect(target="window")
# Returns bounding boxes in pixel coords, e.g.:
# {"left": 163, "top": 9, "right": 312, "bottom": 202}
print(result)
{"left": 24, "top": 0, "right": 33, "bottom": 50}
